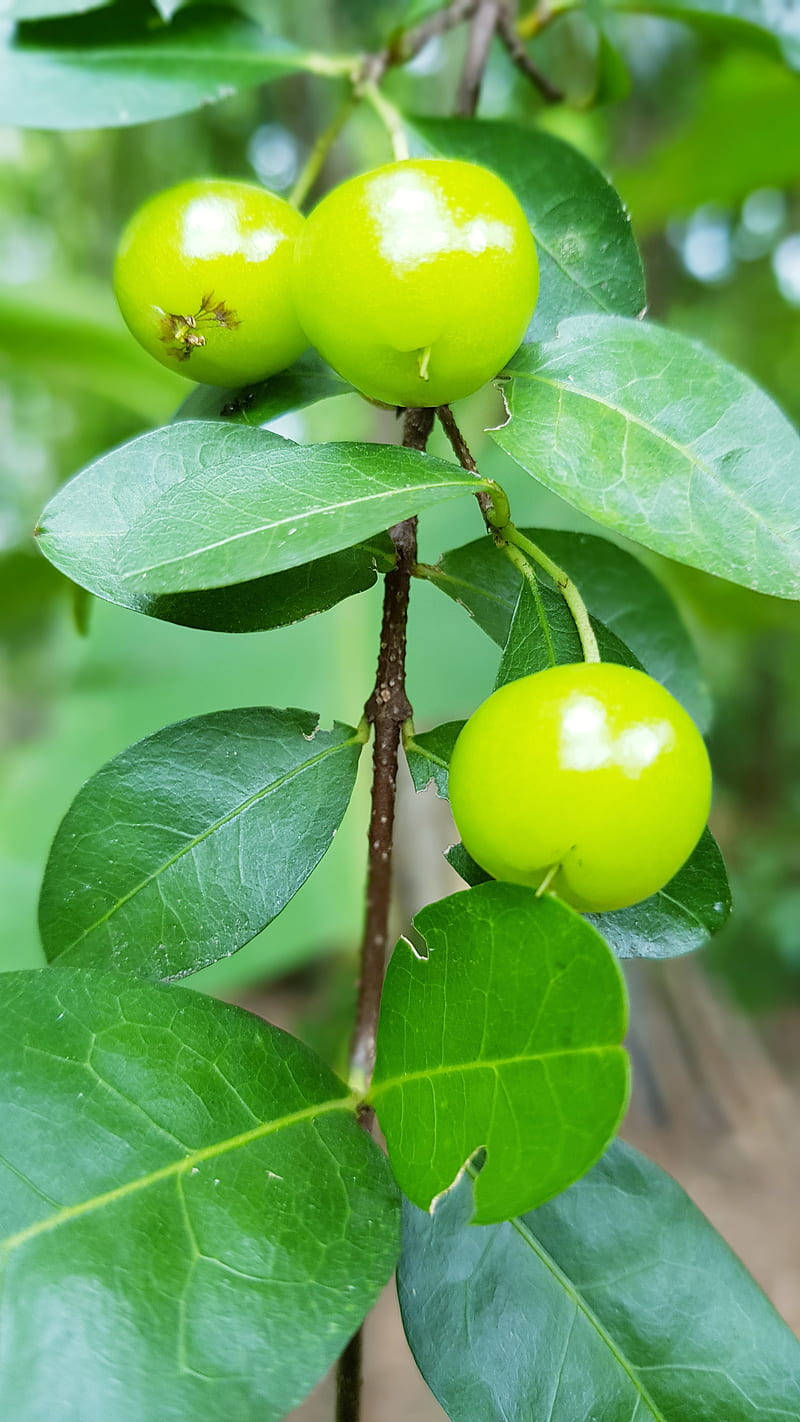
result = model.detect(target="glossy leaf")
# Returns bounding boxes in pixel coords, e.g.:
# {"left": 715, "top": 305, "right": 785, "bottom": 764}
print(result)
{"left": 39, "top": 707, "right": 363, "bottom": 979}
{"left": 127, "top": 537, "right": 395, "bottom": 635}
{"left": 0, "top": 969, "right": 400, "bottom": 1418}
{"left": 0, "top": 5, "right": 350, "bottom": 130}
{"left": 4, "top": 0, "right": 109, "bottom": 17}
{"left": 495, "top": 576, "right": 639, "bottom": 687}
{"left": 607, "top": 0, "right": 800, "bottom": 69}
{"left": 495, "top": 316, "right": 800, "bottom": 599}
{"left": 398, "top": 1139, "right": 800, "bottom": 1422}
{"left": 173, "top": 353, "right": 349, "bottom": 427}
{"left": 424, "top": 527, "right": 710, "bottom": 728}
{"left": 415, "top": 732, "right": 730, "bottom": 960}
{"left": 370, "top": 882, "right": 630, "bottom": 1224}
{"left": 35, "top": 422, "right": 489, "bottom": 599}
{"left": 409, "top": 117, "right": 645, "bottom": 340}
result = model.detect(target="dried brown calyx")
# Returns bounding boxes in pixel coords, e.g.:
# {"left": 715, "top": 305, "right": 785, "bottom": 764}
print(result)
{"left": 159, "top": 292, "right": 241, "bottom": 362}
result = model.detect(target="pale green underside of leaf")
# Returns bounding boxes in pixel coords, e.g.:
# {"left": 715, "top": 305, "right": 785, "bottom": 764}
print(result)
{"left": 0, "top": 970, "right": 400, "bottom": 1420}
{"left": 0, "top": 5, "right": 349, "bottom": 129}
{"left": 39, "top": 707, "right": 363, "bottom": 980}
{"left": 371, "top": 883, "right": 630, "bottom": 1224}
{"left": 398, "top": 1139, "right": 800, "bottom": 1421}
{"left": 496, "top": 315, "right": 800, "bottom": 599}
{"left": 408, "top": 115, "right": 645, "bottom": 340}
{"left": 423, "top": 526, "right": 711, "bottom": 730}
{"left": 35, "top": 423, "right": 488, "bottom": 599}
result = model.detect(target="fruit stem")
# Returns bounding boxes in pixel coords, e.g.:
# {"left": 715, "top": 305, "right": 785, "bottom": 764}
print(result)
{"left": 359, "top": 79, "right": 410, "bottom": 160}
{"left": 505, "top": 525, "right": 601, "bottom": 663}
{"left": 289, "top": 88, "right": 359, "bottom": 209}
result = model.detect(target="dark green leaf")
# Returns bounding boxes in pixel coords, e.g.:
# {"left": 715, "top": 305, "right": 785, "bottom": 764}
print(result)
{"left": 0, "top": 969, "right": 399, "bottom": 1418}
{"left": 495, "top": 577, "right": 638, "bottom": 688}
{"left": 0, "top": 4, "right": 351, "bottom": 130}
{"left": 39, "top": 707, "right": 363, "bottom": 979}
{"left": 172, "top": 353, "right": 349, "bottom": 427}
{"left": 398, "top": 1139, "right": 800, "bottom": 1421}
{"left": 370, "top": 882, "right": 630, "bottom": 1224}
{"left": 405, "top": 721, "right": 463, "bottom": 797}
{"left": 495, "top": 316, "right": 800, "bottom": 599}
{"left": 135, "top": 537, "right": 394, "bottom": 634}
{"left": 423, "top": 527, "right": 710, "bottom": 727}
{"left": 35, "top": 423, "right": 489, "bottom": 599}
{"left": 4, "top": 0, "right": 110, "bottom": 33}
{"left": 445, "top": 840, "right": 491, "bottom": 886}
{"left": 607, "top": 0, "right": 800, "bottom": 69}
{"left": 408, "top": 116, "right": 645, "bottom": 339}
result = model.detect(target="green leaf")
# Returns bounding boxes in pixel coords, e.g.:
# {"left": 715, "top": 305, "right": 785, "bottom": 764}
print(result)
{"left": 36, "top": 424, "right": 489, "bottom": 600}
{"left": 370, "top": 882, "right": 630, "bottom": 1224}
{"left": 495, "top": 576, "right": 639, "bottom": 687}
{"left": 495, "top": 316, "right": 800, "bottom": 599}
{"left": 128, "top": 537, "right": 395, "bottom": 634}
{"left": 0, "top": 4, "right": 351, "bottom": 130}
{"left": 408, "top": 116, "right": 645, "bottom": 339}
{"left": 405, "top": 721, "right": 463, "bottom": 798}
{"left": 423, "top": 527, "right": 710, "bottom": 728}
{"left": 173, "top": 353, "right": 349, "bottom": 427}
{"left": 607, "top": 0, "right": 800, "bottom": 69}
{"left": 398, "top": 1139, "right": 800, "bottom": 1422}
{"left": 39, "top": 707, "right": 363, "bottom": 979}
{"left": 0, "top": 969, "right": 399, "bottom": 1418}
{"left": 4, "top": 0, "right": 110, "bottom": 32}
{"left": 34, "top": 423, "right": 484, "bottom": 599}
{"left": 416, "top": 735, "right": 730, "bottom": 960}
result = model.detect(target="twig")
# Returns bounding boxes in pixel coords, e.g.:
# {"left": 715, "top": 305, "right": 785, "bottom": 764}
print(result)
{"left": 360, "top": 78, "right": 410, "bottom": 160}
{"left": 289, "top": 89, "right": 359, "bottom": 208}
{"left": 436, "top": 404, "right": 505, "bottom": 528}
{"left": 497, "top": 1, "right": 563, "bottom": 102}
{"left": 456, "top": 0, "right": 500, "bottom": 116}
{"left": 335, "top": 1331, "right": 363, "bottom": 1422}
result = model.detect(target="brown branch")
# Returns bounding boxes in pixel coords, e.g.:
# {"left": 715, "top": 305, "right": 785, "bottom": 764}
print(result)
{"left": 436, "top": 404, "right": 496, "bottom": 527}
{"left": 367, "top": 0, "right": 480, "bottom": 84}
{"left": 456, "top": 0, "right": 500, "bottom": 116}
{"left": 496, "top": 1, "right": 563, "bottom": 103}
{"left": 336, "top": 406, "right": 434, "bottom": 1422}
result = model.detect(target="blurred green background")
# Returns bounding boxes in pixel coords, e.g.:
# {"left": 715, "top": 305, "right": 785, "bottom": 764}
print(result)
{"left": 2, "top": 0, "right": 799, "bottom": 1015}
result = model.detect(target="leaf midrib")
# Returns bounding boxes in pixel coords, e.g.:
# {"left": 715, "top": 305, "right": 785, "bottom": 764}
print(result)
{"left": 0, "top": 1095, "right": 357, "bottom": 1257}
{"left": 371, "top": 1043, "right": 624, "bottom": 1099}
{"left": 51, "top": 732, "right": 359, "bottom": 956}
{"left": 509, "top": 369, "right": 796, "bottom": 557}
{"left": 116, "top": 471, "right": 488, "bottom": 587}
{"left": 506, "top": 1206, "right": 667, "bottom": 1422}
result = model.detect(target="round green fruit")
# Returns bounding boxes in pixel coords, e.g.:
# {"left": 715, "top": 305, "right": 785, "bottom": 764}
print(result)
{"left": 292, "top": 158, "right": 538, "bottom": 407}
{"left": 448, "top": 663, "right": 712, "bottom": 913}
{"left": 114, "top": 179, "right": 307, "bottom": 386}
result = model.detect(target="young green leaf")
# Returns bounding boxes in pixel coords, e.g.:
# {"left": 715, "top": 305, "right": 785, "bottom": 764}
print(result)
{"left": 370, "top": 883, "right": 630, "bottom": 1224}
{"left": 172, "top": 353, "right": 349, "bottom": 427}
{"left": 39, "top": 707, "right": 363, "bottom": 979}
{"left": 0, "top": 969, "right": 400, "bottom": 1419}
{"left": 422, "top": 526, "right": 711, "bottom": 729}
{"left": 607, "top": 0, "right": 800, "bottom": 70}
{"left": 407, "top": 116, "right": 646, "bottom": 339}
{"left": 409, "top": 728, "right": 730, "bottom": 959}
{"left": 495, "top": 315, "right": 800, "bottom": 599}
{"left": 0, "top": 5, "right": 350, "bottom": 129}
{"left": 35, "top": 423, "right": 489, "bottom": 599}
{"left": 398, "top": 1139, "right": 800, "bottom": 1421}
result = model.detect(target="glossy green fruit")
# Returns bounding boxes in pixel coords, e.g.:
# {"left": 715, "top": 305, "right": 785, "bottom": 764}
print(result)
{"left": 448, "top": 663, "right": 712, "bottom": 913}
{"left": 114, "top": 179, "right": 307, "bottom": 385}
{"left": 292, "top": 158, "right": 538, "bottom": 407}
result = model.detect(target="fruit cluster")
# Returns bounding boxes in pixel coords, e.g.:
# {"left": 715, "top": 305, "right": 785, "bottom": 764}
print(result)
{"left": 114, "top": 162, "right": 712, "bottom": 915}
{"left": 114, "top": 159, "right": 538, "bottom": 406}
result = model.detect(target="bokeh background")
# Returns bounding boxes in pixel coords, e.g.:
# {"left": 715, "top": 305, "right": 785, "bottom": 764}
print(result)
{"left": 2, "top": 0, "right": 799, "bottom": 1410}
